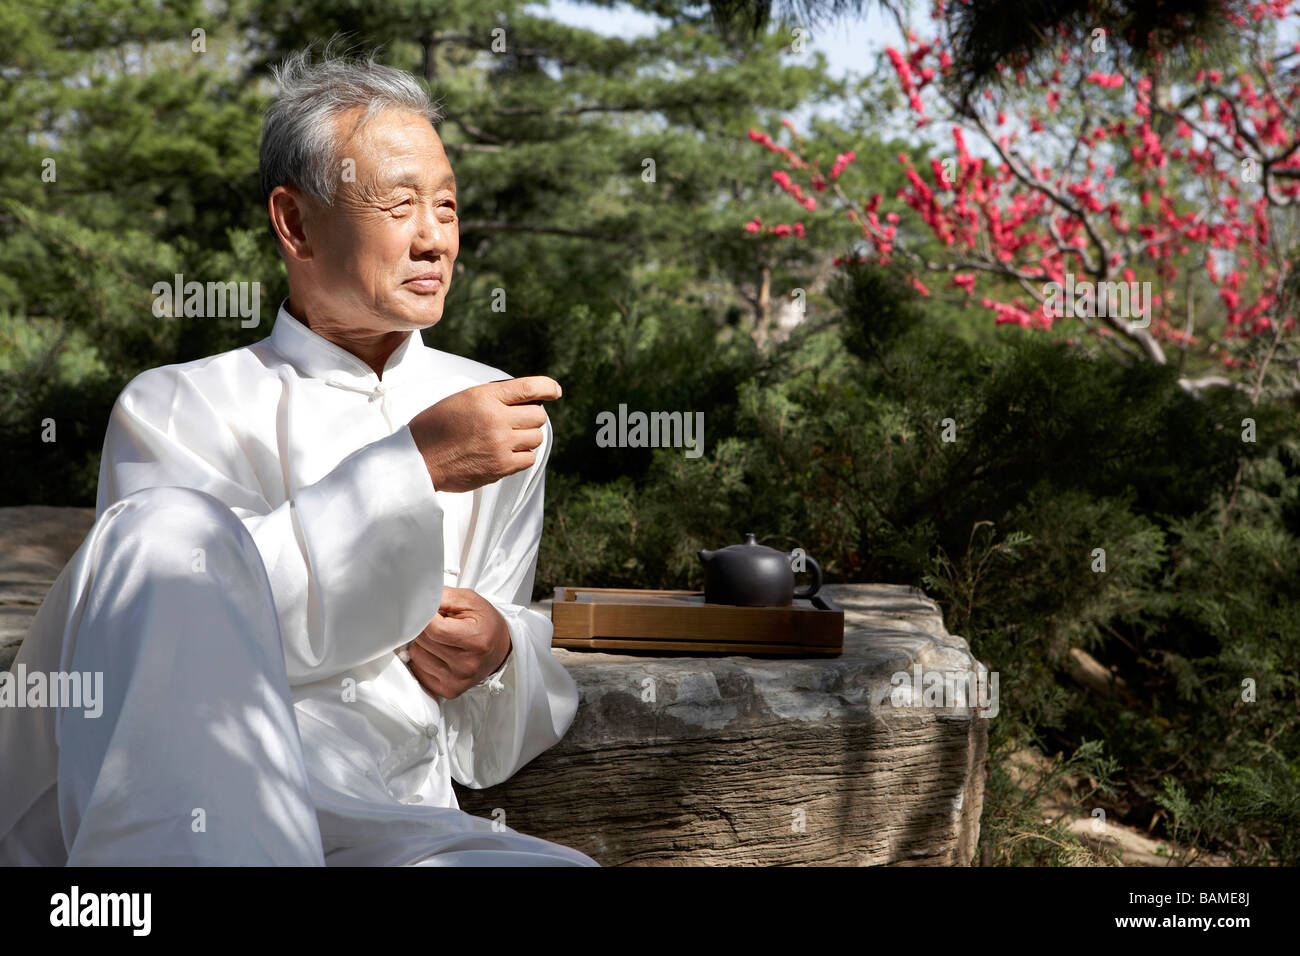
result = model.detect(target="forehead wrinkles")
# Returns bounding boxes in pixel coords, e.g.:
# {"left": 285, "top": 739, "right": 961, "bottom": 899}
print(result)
{"left": 344, "top": 120, "right": 451, "bottom": 200}
{"left": 335, "top": 136, "right": 441, "bottom": 205}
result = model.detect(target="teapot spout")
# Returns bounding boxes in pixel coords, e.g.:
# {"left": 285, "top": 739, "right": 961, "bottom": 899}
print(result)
{"left": 697, "top": 549, "right": 715, "bottom": 563}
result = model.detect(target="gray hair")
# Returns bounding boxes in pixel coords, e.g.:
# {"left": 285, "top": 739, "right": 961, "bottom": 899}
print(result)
{"left": 259, "top": 44, "right": 443, "bottom": 246}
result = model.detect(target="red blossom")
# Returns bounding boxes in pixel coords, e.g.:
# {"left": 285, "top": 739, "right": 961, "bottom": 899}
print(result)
{"left": 740, "top": 0, "right": 1300, "bottom": 367}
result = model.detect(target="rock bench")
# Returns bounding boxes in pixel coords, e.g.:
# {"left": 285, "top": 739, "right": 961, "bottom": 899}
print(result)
{"left": 1, "top": 506, "right": 989, "bottom": 865}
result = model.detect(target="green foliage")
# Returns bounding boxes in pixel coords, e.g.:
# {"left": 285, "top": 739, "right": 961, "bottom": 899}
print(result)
{"left": 1157, "top": 743, "right": 1300, "bottom": 866}
{"left": 980, "top": 735, "right": 1124, "bottom": 866}
{"left": 541, "top": 261, "right": 1300, "bottom": 864}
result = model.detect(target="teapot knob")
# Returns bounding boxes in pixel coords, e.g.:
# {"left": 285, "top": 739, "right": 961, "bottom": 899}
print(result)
{"left": 742, "top": 532, "right": 758, "bottom": 545}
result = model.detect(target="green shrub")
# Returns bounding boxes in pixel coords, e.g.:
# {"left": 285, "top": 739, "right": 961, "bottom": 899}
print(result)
{"left": 540, "top": 263, "right": 1300, "bottom": 864}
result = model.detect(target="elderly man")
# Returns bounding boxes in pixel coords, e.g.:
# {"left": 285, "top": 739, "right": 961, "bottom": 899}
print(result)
{"left": 0, "top": 49, "right": 597, "bottom": 866}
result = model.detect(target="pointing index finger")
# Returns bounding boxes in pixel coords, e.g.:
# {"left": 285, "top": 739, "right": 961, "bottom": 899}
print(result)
{"left": 491, "top": 375, "right": 563, "bottom": 405}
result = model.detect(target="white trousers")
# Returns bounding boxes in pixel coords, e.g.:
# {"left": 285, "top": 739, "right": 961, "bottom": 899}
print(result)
{"left": 0, "top": 487, "right": 597, "bottom": 867}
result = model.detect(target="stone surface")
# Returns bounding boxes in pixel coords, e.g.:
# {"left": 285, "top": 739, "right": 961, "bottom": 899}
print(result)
{"left": 457, "top": 583, "right": 989, "bottom": 866}
{"left": 0, "top": 506, "right": 95, "bottom": 672}
{"left": 0, "top": 506, "right": 989, "bottom": 865}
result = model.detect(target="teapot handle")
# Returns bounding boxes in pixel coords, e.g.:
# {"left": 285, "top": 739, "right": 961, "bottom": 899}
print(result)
{"left": 793, "top": 555, "right": 823, "bottom": 600}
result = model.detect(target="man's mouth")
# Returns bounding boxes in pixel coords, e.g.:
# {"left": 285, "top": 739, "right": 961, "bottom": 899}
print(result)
{"left": 404, "top": 271, "right": 443, "bottom": 293}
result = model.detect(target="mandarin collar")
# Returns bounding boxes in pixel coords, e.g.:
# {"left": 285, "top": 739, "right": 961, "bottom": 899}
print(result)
{"left": 268, "top": 300, "right": 425, "bottom": 388}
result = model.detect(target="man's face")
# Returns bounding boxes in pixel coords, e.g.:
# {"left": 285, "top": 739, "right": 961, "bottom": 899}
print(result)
{"left": 295, "top": 107, "right": 459, "bottom": 333}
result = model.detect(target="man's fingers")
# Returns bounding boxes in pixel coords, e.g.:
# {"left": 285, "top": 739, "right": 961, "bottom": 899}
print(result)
{"left": 435, "top": 587, "right": 482, "bottom": 614}
{"left": 505, "top": 403, "right": 548, "bottom": 429}
{"left": 407, "top": 642, "right": 451, "bottom": 695}
{"left": 419, "top": 634, "right": 481, "bottom": 660}
{"left": 421, "top": 605, "right": 487, "bottom": 648}
{"left": 408, "top": 640, "right": 445, "bottom": 670}
{"left": 418, "top": 615, "right": 475, "bottom": 649}
{"left": 491, "top": 375, "right": 562, "bottom": 406}
{"left": 510, "top": 427, "right": 545, "bottom": 452}
{"left": 506, "top": 450, "right": 537, "bottom": 475}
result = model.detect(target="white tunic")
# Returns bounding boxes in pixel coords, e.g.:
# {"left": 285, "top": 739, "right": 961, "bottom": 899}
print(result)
{"left": 0, "top": 302, "right": 588, "bottom": 865}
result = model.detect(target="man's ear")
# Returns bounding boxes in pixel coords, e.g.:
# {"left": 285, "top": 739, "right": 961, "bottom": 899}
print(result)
{"left": 268, "top": 185, "right": 313, "bottom": 261}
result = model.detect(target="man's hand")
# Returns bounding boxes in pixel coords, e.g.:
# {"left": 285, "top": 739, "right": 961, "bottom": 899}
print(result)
{"left": 406, "top": 588, "right": 513, "bottom": 700}
{"left": 408, "top": 376, "right": 561, "bottom": 493}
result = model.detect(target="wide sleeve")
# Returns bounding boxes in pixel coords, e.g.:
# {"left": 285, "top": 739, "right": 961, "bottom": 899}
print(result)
{"left": 95, "top": 367, "right": 445, "bottom": 686}
{"left": 440, "top": 416, "right": 580, "bottom": 789}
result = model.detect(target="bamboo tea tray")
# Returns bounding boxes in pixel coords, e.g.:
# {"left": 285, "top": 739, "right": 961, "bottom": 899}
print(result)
{"left": 550, "top": 587, "right": 844, "bottom": 656}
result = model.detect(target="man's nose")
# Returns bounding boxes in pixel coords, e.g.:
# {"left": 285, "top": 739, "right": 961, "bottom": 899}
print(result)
{"left": 413, "top": 204, "right": 453, "bottom": 254}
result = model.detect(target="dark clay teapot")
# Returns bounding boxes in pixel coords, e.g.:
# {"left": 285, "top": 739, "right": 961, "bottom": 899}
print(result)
{"left": 697, "top": 533, "right": 823, "bottom": 607}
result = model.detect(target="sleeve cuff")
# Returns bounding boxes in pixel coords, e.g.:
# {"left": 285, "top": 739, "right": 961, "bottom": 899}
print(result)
{"left": 469, "top": 608, "right": 518, "bottom": 696}
{"left": 474, "top": 658, "right": 509, "bottom": 695}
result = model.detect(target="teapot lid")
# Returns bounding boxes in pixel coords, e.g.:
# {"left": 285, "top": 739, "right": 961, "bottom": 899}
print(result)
{"left": 724, "top": 532, "right": 778, "bottom": 553}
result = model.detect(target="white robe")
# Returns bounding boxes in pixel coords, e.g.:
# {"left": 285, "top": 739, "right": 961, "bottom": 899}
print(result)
{"left": 0, "top": 302, "right": 594, "bottom": 866}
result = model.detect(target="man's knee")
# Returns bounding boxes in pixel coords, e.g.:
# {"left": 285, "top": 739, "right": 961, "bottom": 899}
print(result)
{"left": 82, "top": 486, "right": 280, "bottom": 655}
{"left": 99, "top": 486, "right": 261, "bottom": 579}
{"left": 108, "top": 485, "right": 249, "bottom": 548}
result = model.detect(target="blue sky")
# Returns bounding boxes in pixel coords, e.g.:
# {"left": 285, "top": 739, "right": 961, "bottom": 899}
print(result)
{"left": 524, "top": 0, "right": 904, "bottom": 130}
